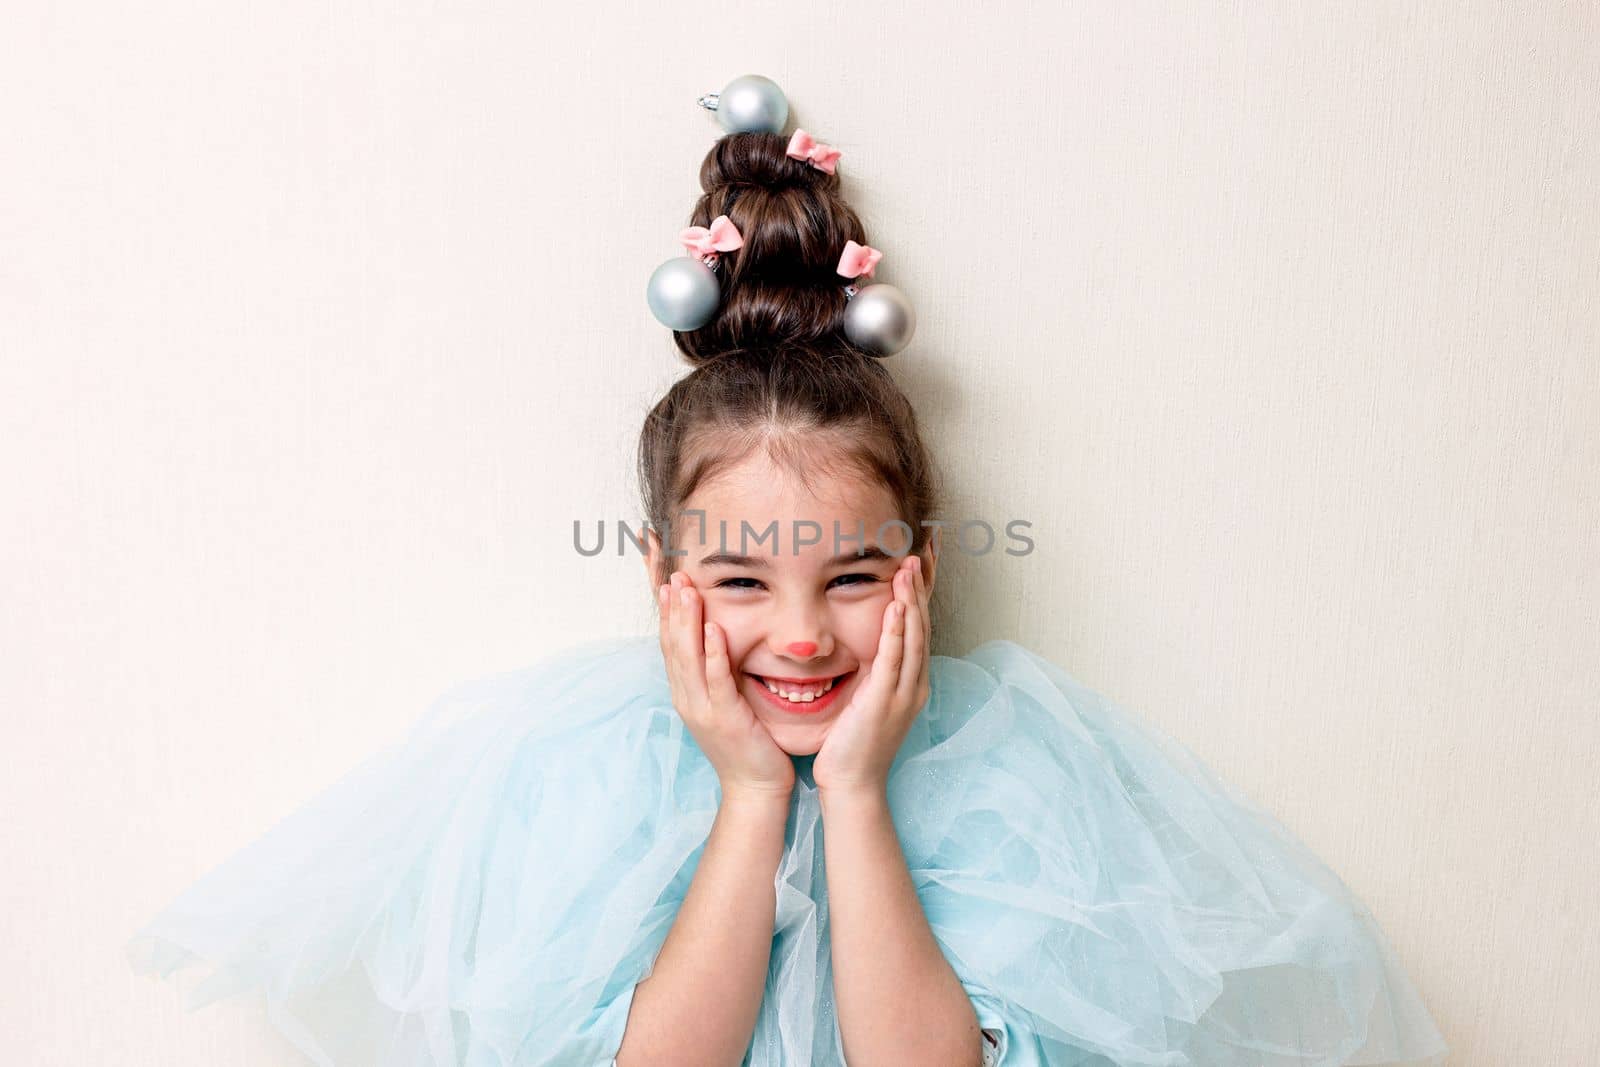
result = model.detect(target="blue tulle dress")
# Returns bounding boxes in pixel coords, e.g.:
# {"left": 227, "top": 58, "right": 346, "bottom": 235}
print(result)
{"left": 127, "top": 633, "right": 1449, "bottom": 1066}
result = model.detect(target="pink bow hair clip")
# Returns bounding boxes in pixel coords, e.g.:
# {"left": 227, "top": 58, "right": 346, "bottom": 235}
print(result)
{"left": 786, "top": 128, "right": 842, "bottom": 174}
{"left": 836, "top": 239, "right": 882, "bottom": 280}
{"left": 679, "top": 214, "right": 744, "bottom": 265}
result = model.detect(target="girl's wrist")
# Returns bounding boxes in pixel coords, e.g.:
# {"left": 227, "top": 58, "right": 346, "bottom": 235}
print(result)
{"left": 719, "top": 785, "right": 794, "bottom": 819}
{"left": 816, "top": 781, "right": 890, "bottom": 814}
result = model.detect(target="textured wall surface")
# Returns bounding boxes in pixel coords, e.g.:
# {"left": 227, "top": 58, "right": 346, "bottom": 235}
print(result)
{"left": 3, "top": 3, "right": 1595, "bottom": 1063}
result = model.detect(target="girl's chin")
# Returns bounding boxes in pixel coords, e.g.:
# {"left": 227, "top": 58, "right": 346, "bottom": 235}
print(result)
{"left": 768, "top": 726, "right": 832, "bottom": 758}
{"left": 765, "top": 721, "right": 829, "bottom": 757}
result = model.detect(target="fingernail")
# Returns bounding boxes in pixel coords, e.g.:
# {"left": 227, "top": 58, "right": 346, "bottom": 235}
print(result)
{"left": 680, "top": 588, "right": 691, "bottom": 605}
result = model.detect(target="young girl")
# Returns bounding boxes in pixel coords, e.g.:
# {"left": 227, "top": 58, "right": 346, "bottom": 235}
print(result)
{"left": 129, "top": 79, "right": 1450, "bottom": 1066}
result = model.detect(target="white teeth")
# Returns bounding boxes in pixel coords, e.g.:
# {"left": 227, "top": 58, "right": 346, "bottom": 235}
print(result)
{"left": 761, "top": 676, "right": 835, "bottom": 701}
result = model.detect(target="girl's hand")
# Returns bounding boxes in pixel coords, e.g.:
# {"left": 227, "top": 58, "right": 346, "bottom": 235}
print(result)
{"left": 812, "top": 554, "right": 932, "bottom": 796}
{"left": 658, "top": 571, "right": 796, "bottom": 803}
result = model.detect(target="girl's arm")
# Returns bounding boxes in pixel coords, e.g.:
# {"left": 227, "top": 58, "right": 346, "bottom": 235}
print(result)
{"left": 613, "top": 788, "right": 789, "bottom": 1067}
{"left": 820, "top": 785, "right": 986, "bottom": 1066}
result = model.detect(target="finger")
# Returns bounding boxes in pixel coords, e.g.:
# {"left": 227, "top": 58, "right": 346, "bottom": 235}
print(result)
{"left": 656, "top": 582, "right": 671, "bottom": 655}
{"left": 867, "top": 595, "right": 906, "bottom": 710}
{"left": 911, "top": 556, "right": 932, "bottom": 692}
{"left": 703, "top": 620, "right": 741, "bottom": 712}
{"left": 672, "top": 581, "right": 711, "bottom": 709}
{"left": 912, "top": 555, "right": 931, "bottom": 646}
{"left": 897, "top": 567, "right": 926, "bottom": 711}
{"left": 661, "top": 573, "right": 685, "bottom": 688}
{"left": 657, "top": 582, "right": 680, "bottom": 692}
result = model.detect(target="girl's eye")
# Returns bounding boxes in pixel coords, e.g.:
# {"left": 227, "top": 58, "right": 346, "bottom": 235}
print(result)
{"left": 711, "top": 574, "right": 883, "bottom": 591}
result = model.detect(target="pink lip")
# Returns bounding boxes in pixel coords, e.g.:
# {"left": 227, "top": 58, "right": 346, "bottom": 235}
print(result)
{"left": 746, "top": 671, "right": 853, "bottom": 715}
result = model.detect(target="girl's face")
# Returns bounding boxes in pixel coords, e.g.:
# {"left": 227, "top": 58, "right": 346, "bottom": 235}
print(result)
{"left": 645, "top": 451, "right": 936, "bottom": 757}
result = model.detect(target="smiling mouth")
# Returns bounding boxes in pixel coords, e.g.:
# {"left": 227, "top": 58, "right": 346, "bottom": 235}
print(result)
{"left": 745, "top": 670, "right": 855, "bottom": 705}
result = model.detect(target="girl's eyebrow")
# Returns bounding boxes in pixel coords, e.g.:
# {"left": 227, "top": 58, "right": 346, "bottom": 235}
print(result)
{"left": 699, "top": 546, "right": 897, "bottom": 568}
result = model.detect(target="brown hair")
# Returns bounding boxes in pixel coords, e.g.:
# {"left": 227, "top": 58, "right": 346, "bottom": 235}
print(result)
{"left": 637, "top": 130, "right": 942, "bottom": 582}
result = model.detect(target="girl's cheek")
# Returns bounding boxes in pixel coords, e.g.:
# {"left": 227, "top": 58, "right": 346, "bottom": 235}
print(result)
{"left": 856, "top": 595, "right": 895, "bottom": 626}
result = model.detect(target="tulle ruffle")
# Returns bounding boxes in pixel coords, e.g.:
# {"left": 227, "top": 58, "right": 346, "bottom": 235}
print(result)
{"left": 128, "top": 633, "right": 1448, "bottom": 1066}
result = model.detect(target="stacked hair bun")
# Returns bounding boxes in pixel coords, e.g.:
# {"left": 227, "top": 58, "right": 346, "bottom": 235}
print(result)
{"left": 672, "top": 131, "right": 869, "bottom": 365}
{"left": 645, "top": 76, "right": 916, "bottom": 364}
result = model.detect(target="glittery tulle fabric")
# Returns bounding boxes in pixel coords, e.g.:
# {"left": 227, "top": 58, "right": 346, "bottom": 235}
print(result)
{"left": 127, "top": 634, "right": 1448, "bottom": 1066}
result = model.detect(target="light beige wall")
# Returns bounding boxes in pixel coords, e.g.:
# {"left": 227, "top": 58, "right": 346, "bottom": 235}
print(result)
{"left": 3, "top": 3, "right": 1595, "bottom": 1063}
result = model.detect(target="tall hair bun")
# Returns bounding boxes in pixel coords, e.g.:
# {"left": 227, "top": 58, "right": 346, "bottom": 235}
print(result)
{"left": 672, "top": 131, "right": 870, "bottom": 366}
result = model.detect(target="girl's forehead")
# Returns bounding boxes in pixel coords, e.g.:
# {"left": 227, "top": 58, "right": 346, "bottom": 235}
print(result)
{"left": 682, "top": 461, "right": 898, "bottom": 526}
{"left": 670, "top": 462, "right": 909, "bottom": 565}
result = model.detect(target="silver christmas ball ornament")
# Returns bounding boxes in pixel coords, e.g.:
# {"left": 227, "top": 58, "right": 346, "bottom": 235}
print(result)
{"left": 646, "top": 256, "right": 722, "bottom": 332}
{"left": 701, "top": 75, "right": 789, "bottom": 135}
{"left": 842, "top": 283, "right": 916, "bottom": 356}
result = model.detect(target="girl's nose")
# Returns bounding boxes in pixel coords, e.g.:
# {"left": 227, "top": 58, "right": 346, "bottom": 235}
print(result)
{"left": 786, "top": 641, "right": 818, "bottom": 657}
